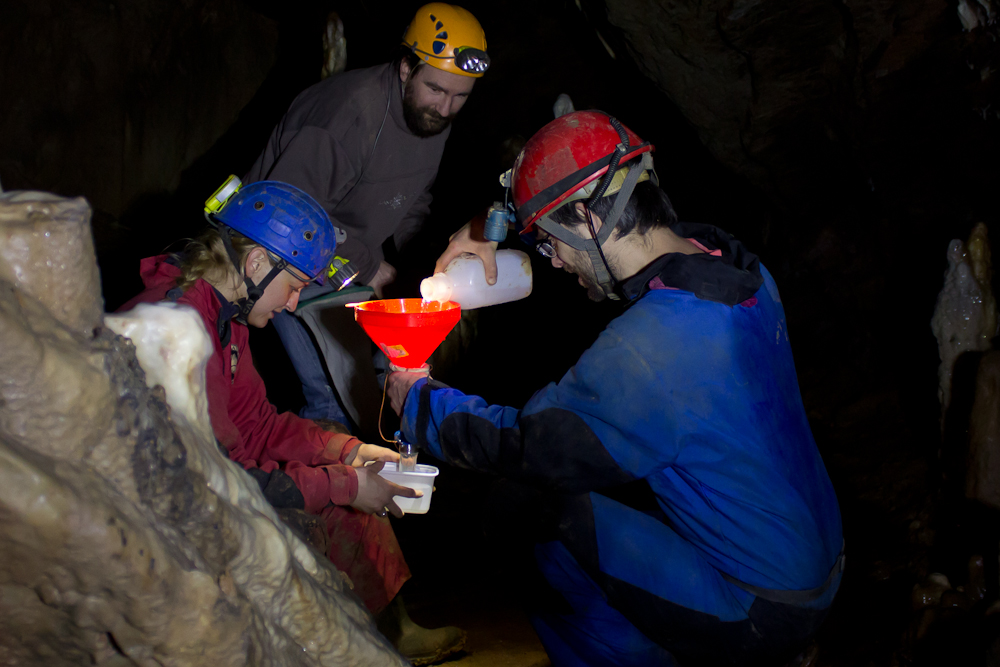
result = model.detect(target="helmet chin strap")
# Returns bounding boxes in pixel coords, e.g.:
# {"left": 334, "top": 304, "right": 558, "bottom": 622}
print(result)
{"left": 536, "top": 213, "right": 620, "bottom": 299}
{"left": 218, "top": 226, "right": 286, "bottom": 325}
{"left": 534, "top": 152, "right": 653, "bottom": 300}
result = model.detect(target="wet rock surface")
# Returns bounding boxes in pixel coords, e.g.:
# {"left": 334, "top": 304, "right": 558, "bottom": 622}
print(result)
{"left": 0, "top": 0, "right": 278, "bottom": 219}
{"left": 0, "top": 193, "right": 404, "bottom": 665}
{"left": 598, "top": 0, "right": 998, "bottom": 212}
{"left": 968, "top": 352, "right": 1000, "bottom": 511}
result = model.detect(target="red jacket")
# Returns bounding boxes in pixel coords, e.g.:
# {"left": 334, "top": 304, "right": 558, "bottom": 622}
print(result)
{"left": 120, "top": 256, "right": 361, "bottom": 512}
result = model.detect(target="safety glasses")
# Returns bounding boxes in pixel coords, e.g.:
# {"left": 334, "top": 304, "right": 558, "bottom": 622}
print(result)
{"left": 454, "top": 46, "right": 490, "bottom": 74}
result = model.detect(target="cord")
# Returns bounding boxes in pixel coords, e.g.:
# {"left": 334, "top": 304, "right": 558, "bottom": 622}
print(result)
{"left": 378, "top": 371, "right": 399, "bottom": 446}
{"left": 339, "top": 62, "right": 393, "bottom": 205}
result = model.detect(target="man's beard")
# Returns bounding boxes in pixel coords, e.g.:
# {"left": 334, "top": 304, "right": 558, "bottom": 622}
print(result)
{"left": 402, "top": 81, "right": 453, "bottom": 137}
{"left": 579, "top": 273, "right": 608, "bottom": 302}
{"left": 565, "top": 262, "right": 609, "bottom": 302}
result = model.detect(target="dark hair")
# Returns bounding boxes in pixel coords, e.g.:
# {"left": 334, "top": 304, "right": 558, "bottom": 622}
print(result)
{"left": 548, "top": 180, "right": 678, "bottom": 240}
{"left": 397, "top": 46, "right": 424, "bottom": 75}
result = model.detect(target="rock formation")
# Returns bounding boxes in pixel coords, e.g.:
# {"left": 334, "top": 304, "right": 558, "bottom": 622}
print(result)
{"left": 597, "top": 0, "right": 997, "bottom": 212}
{"left": 931, "top": 223, "right": 997, "bottom": 425}
{"left": 322, "top": 12, "right": 347, "bottom": 80}
{"left": 0, "top": 191, "right": 404, "bottom": 666}
{"left": 967, "top": 351, "right": 1000, "bottom": 510}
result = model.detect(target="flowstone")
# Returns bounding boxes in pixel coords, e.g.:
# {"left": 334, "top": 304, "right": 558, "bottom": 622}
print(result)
{"left": 0, "top": 191, "right": 405, "bottom": 666}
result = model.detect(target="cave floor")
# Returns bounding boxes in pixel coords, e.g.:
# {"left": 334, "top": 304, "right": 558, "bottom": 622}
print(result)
{"left": 405, "top": 585, "right": 550, "bottom": 667}
{"left": 389, "top": 466, "right": 553, "bottom": 667}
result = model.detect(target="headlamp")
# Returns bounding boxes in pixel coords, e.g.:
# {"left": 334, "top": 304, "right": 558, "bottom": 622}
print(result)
{"left": 204, "top": 174, "right": 242, "bottom": 215}
{"left": 454, "top": 46, "right": 490, "bottom": 74}
{"left": 326, "top": 255, "right": 359, "bottom": 291}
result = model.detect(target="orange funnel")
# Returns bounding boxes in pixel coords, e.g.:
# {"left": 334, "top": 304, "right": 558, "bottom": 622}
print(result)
{"left": 354, "top": 299, "right": 461, "bottom": 369}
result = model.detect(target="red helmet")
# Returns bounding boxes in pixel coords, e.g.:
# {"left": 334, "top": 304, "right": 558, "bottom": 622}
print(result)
{"left": 511, "top": 111, "right": 654, "bottom": 234}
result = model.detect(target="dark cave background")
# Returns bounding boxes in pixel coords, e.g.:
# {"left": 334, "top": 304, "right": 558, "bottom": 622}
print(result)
{"left": 2, "top": 0, "right": 999, "bottom": 664}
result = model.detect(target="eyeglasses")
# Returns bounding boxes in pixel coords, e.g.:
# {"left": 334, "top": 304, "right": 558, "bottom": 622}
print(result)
{"left": 535, "top": 240, "right": 556, "bottom": 258}
{"left": 532, "top": 229, "right": 558, "bottom": 258}
{"left": 520, "top": 226, "right": 558, "bottom": 259}
{"left": 454, "top": 46, "right": 490, "bottom": 74}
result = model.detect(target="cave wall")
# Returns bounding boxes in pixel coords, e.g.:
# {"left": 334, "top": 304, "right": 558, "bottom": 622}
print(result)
{"left": 0, "top": 0, "right": 278, "bottom": 218}
{"left": 599, "top": 0, "right": 998, "bottom": 213}
{"left": 0, "top": 191, "right": 404, "bottom": 665}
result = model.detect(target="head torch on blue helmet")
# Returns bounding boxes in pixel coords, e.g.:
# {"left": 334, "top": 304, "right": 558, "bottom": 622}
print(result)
{"left": 206, "top": 177, "right": 336, "bottom": 284}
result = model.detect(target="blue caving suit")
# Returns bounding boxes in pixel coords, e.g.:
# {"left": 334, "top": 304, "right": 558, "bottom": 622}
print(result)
{"left": 401, "top": 223, "right": 843, "bottom": 666}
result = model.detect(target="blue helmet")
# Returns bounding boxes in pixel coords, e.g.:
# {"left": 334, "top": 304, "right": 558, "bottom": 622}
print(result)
{"left": 213, "top": 180, "right": 336, "bottom": 283}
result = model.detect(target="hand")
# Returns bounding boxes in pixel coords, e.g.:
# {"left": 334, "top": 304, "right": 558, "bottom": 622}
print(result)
{"left": 351, "top": 461, "right": 421, "bottom": 517}
{"left": 343, "top": 443, "right": 400, "bottom": 468}
{"left": 435, "top": 212, "right": 499, "bottom": 285}
{"left": 387, "top": 371, "right": 424, "bottom": 415}
{"left": 367, "top": 260, "right": 397, "bottom": 298}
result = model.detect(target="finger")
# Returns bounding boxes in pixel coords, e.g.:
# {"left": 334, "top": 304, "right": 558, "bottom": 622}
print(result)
{"left": 367, "top": 460, "right": 386, "bottom": 473}
{"left": 390, "top": 482, "right": 422, "bottom": 498}
{"left": 385, "top": 499, "right": 404, "bottom": 519}
{"left": 482, "top": 248, "right": 499, "bottom": 285}
{"left": 435, "top": 245, "right": 462, "bottom": 274}
{"left": 379, "top": 450, "right": 401, "bottom": 462}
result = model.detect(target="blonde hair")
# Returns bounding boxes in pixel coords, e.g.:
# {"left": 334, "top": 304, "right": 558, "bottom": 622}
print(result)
{"left": 175, "top": 229, "right": 260, "bottom": 293}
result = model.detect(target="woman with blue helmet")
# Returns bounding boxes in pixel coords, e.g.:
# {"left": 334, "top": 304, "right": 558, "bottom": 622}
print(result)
{"left": 120, "top": 180, "right": 467, "bottom": 662}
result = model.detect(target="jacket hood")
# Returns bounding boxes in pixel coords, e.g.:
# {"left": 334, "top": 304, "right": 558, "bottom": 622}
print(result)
{"left": 139, "top": 254, "right": 182, "bottom": 289}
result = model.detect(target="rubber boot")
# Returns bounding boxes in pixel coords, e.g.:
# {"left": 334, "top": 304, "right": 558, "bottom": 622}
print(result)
{"left": 376, "top": 595, "right": 467, "bottom": 665}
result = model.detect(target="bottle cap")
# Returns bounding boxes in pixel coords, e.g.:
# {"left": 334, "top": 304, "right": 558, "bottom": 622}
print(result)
{"left": 420, "top": 274, "right": 452, "bottom": 303}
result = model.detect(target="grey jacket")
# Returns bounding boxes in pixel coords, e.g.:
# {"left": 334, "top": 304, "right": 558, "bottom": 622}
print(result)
{"left": 246, "top": 63, "right": 449, "bottom": 284}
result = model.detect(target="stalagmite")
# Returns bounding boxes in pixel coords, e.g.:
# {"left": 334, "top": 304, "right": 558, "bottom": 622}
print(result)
{"left": 967, "top": 351, "right": 1000, "bottom": 510}
{"left": 930, "top": 223, "right": 997, "bottom": 427}
{"left": 322, "top": 12, "right": 347, "bottom": 80}
{"left": 0, "top": 191, "right": 405, "bottom": 666}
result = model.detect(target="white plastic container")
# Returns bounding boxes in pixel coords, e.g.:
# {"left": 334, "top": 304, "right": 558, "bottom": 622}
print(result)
{"left": 420, "top": 249, "right": 532, "bottom": 309}
{"left": 377, "top": 462, "right": 440, "bottom": 514}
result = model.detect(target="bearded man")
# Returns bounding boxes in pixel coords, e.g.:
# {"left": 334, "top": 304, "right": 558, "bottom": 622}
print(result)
{"left": 245, "top": 3, "right": 489, "bottom": 426}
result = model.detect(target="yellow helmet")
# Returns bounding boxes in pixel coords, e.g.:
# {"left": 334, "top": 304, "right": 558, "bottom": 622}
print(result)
{"left": 401, "top": 3, "right": 489, "bottom": 78}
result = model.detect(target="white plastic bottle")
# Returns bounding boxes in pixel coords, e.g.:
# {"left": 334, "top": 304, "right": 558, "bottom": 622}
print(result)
{"left": 420, "top": 249, "right": 533, "bottom": 309}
